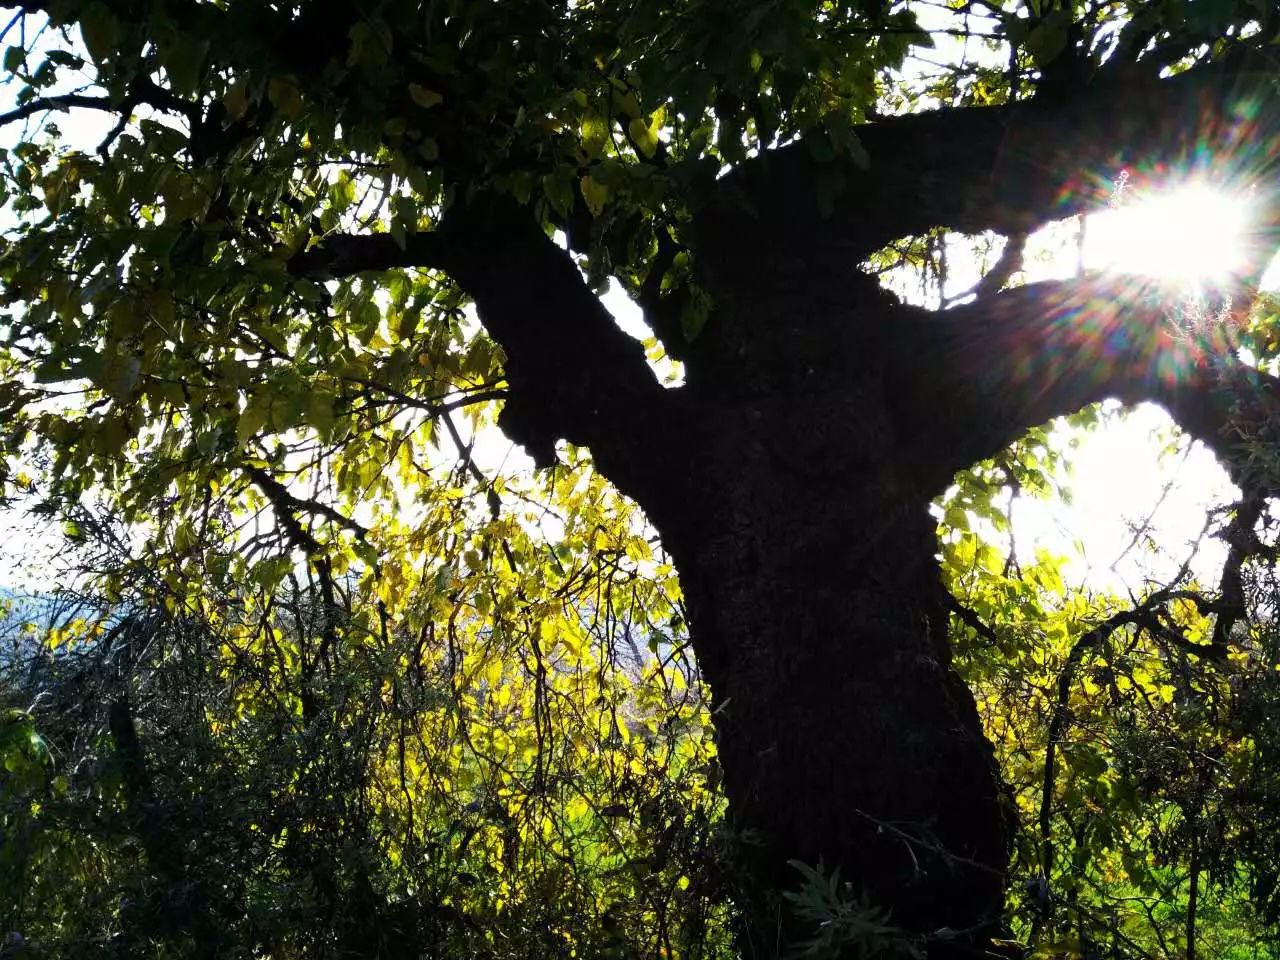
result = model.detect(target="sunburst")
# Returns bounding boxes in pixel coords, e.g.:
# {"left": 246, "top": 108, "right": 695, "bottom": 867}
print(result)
{"left": 1085, "top": 181, "right": 1251, "bottom": 289}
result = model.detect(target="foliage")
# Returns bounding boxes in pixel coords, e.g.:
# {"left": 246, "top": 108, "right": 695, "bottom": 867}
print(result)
{"left": 944, "top": 436, "right": 1280, "bottom": 958}
{"left": 0, "top": 506, "right": 730, "bottom": 958}
{"left": 782, "top": 862, "right": 922, "bottom": 960}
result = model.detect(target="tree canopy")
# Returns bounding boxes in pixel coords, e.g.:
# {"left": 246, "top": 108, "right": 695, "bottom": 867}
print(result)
{"left": 3, "top": 0, "right": 1280, "bottom": 957}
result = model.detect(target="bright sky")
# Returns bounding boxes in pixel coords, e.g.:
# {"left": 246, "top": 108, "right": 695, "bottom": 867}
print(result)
{"left": 1020, "top": 177, "right": 1280, "bottom": 595}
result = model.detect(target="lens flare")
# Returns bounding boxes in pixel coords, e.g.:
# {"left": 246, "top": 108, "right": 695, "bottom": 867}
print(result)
{"left": 1085, "top": 181, "right": 1250, "bottom": 288}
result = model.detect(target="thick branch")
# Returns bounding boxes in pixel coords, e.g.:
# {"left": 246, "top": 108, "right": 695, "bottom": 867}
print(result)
{"left": 703, "top": 52, "right": 1280, "bottom": 261}
{"left": 287, "top": 232, "right": 455, "bottom": 280}
{"left": 898, "top": 273, "right": 1280, "bottom": 493}
{"left": 290, "top": 199, "right": 674, "bottom": 485}
{"left": 438, "top": 199, "right": 675, "bottom": 475}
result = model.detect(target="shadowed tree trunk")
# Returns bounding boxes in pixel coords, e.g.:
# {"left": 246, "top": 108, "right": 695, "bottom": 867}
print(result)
{"left": 643, "top": 234, "right": 1017, "bottom": 950}
{"left": 667, "top": 432, "right": 1011, "bottom": 948}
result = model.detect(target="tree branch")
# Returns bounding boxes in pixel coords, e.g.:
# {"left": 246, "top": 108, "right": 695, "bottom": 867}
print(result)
{"left": 946, "top": 233, "right": 1027, "bottom": 307}
{"left": 1210, "top": 496, "right": 1264, "bottom": 652}
{"left": 0, "top": 75, "right": 201, "bottom": 137}
{"left": 945, "top": 591, "right": 1000, "bottom": 647}
{"left": 242, "top": 464, "right": 369, "bottom": 550}
{"left": 703, "top": 52, "right": 1280, "bottom": 262}
{"left": 0, "top": 92, "right": 116, "bottom": 128}
{"left": 1040, "top": 607, "right": 1142, "bottom": 885}
{"left": 287, "top": 232, "right": 456, "bottom": 280}
{"left": 897, "top": 273, "right": 1280, "bottom": 494}
{"left": 289, "top": 198, "right": 675, "bottom": 490}
{"left": 1038, "top": 591, "right": 1227, "bottom": 905}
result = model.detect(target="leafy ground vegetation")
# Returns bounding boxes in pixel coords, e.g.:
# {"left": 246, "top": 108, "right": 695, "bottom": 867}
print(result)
{"left": 3, "top": 0, "right": 1280, "bottom": 957}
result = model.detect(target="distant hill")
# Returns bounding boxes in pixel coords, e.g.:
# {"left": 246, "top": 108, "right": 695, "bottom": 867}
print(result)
{"left": 0, "top": 589, "right": 93, "bottom": 665}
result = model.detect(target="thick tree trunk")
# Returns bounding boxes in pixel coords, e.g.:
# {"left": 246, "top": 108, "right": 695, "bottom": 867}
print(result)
{"left": 284, "top": 51, "right": 1280, "bottom": 956}
{"left": 666, "top": 468, "right": 1009, "bottom": 953}
{"left": 617, "top": 245, "right": 1012, "bottom": 953}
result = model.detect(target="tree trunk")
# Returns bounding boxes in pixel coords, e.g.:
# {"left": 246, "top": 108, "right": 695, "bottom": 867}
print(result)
{"left": 305, "top": 113, "right": 1280, "bottom": 948}
{"left": 622, "top": 249, "right": 1012, "bottom": 954}
{"left": 668, "top": 473, "right": 1009, "bottom": 953}
{"left": 435, "top": 198, "right": 1013, "bottom": 945}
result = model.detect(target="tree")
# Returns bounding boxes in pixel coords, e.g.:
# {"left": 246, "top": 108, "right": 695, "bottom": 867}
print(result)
{"left": 2, "top": 0, "right": 1280, "bottom": 955}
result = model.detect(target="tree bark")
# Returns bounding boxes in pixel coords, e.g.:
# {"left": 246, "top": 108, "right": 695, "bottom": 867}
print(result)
{"left": 664, "top": 446, "right": 1011, "bottom": 952}
{"left": 616, "top": 237, "right": 1018, "bottom": 952}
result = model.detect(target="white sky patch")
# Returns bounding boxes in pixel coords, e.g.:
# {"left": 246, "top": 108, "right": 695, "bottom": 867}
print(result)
{"left": 1012, "top": 183, "right": 1270, "bottom": 594}
{"left": 902, "top": 184, "right": 1267, "bottom": 596}
{"left": 0, "top": 502, "right": 66, "bottom": 592}
{"left": 1006, "top": 404, "right": 1236, "bottom": 595}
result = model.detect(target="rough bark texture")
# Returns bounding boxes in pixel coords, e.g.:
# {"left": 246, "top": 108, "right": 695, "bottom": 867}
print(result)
{"left": 626, "top": 221, "right": 1018, "bottom": 952}
{"left": 661, "top": 411, "right": 1011, "bottom": 949}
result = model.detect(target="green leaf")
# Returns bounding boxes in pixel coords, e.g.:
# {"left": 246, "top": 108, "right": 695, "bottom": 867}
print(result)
{"left": 1026, "top": 10, "right": 1071, "bottom": 67}
{"left": 579, "top": 174, "right": 610, "bottom": 216}
{"left": 306, "top": 389, "right": 336, "bottom": 436}
{"left": 582, "top": 113, "right": 610, "bottom": 159}
{"left": 846, "top": 133, "right": 870, "bottom": 171}
{"left": 628, "top": 108, "right": 664, "bottom": 158}
{"left": 542, "top": 169, "right": 575, "bottom": 216}
{"left": 158, "top": 34, "right": 208, "bottom": 94}
{"left": 680, "top": 285, "right": 711, "bottom": 342}
{"left": 347, "top": 19, "right": 393, "bottom": 67}
{"left": 237, "top": 395, "right": 270, "bottom": 446}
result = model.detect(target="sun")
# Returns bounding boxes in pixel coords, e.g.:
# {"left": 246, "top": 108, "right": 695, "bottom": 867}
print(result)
{"left": 1084, "top": 180, "right": 1251, "bottom": 288}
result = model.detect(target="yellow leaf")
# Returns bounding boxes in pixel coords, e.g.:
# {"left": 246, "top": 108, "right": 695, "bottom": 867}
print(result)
{"left": 581, "top": 113, "right": 609, "bottom": 158}
{"left": 579, "top": 174, "right": 610, "bottom": 216}
{"left": 408, "top": 84, "right": 444, "bottom": 109}
{"left": 267, "top": 75, "right": 303, "bottom": 119}
{"left": 223, "top": 76, "right": 250, "bottom": 121}
{"left": 237, "top": 395, "right": 270, "bottom": 445}
{"left": 628, "top": 117, "right": 658, "bottom": 158}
